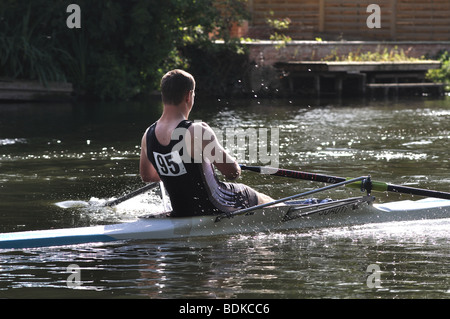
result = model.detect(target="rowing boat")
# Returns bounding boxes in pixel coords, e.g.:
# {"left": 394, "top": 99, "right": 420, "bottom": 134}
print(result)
{"left": 1, "top": 195, "right": 450, "bottom": 249}
{"left": 1, "top": 167, "right": 449, "bottom": 249}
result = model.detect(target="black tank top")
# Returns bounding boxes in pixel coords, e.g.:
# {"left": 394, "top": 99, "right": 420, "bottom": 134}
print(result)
{"left": 146, "top": 120, "right": 220, "bottom": 217}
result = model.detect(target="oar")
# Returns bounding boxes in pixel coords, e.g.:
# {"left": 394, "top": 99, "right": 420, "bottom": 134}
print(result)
{"left": 104, "top": 182, "right": 159, "bottom": 207}
{"left": 240, "top": 165, "right": 450, "bottom": 200}
{"left": 55, "top": 182, "right": 159, "bottom": 208}
{"left": 240, "top": 165, "right": 346, "bottom": 184}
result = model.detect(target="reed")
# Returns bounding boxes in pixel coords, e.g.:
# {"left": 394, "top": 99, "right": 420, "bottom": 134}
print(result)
{"left": 0, "top": 4, "right": 68, "bottom": 86}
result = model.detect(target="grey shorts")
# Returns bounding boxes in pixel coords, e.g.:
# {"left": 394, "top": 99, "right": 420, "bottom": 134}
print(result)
{"left": 218, "top": 182, "right": 259, "bottom": 211}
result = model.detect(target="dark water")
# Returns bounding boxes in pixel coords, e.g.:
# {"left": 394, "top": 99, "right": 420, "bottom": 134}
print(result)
{"left": 0, "top": 96, "right": 449, "bottom": 299}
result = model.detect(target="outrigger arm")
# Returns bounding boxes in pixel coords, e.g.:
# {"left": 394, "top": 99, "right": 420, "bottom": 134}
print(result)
{"left": 215, "top": 176, "right": 368, "bottom": 222}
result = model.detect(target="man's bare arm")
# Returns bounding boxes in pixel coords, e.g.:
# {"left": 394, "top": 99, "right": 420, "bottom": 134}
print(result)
{"left": 139, "top": 131, "right": 161, "bottom": 183}
{"left": 188, "top": 122, "right": 240, "bottom": 180}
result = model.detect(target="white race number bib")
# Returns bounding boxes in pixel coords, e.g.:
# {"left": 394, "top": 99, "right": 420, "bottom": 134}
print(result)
{"left": 153, "top": 151, "right": 187, "bottom": 176}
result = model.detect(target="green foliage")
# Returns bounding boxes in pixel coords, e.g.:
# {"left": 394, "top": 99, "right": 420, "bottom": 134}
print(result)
{"left": 266, "top": 11, "right": 292, "bottom": 49}
{"left": 426, "top": 51, "right": 450, "bottom": 92}
{"left": 182, "top": 39, "right": 250, "bottom": 96}
{"left": 0, "top": 0, "right": 250, "bottom": 100}
{"left": 323, "top": 46, "right": 424, "bottom": 62}
{"left": 0, "top": 1, "right": 69, "bottom": 85}
{"left": 266, "top": 17, "right": 291, "bottom": 31}
{"left": 176, "top": 0, "right": 250, "bottom": 97}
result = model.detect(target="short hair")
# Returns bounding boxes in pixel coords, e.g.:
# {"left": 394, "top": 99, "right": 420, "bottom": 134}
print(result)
{"left": 160, "top": 69, "right": 195, "bottom": 105}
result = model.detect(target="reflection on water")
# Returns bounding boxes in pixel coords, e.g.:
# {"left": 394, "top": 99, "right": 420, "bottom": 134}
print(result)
{"left": 0, "top": 96, "right": 449, "bottom": 298}
{"left": 1, "top": 218, "right": 450, "bottom": 298}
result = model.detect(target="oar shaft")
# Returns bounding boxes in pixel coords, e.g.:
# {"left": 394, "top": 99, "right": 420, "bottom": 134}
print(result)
{"left": 240, "top": 165, "right": 346, "bottom": 184}
{"left": 241, "top": 165, "right": 450, "bottom": 200}
{"left": 387, "top": 184, "right": 450, "bottom": 200}
{"left": 104, "top": 182, "right": 158, "bottom": 207}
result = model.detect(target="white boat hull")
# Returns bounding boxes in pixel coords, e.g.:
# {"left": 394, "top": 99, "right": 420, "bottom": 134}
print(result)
{"left": 1, "top": 197, "right": 450, "bottom": 249}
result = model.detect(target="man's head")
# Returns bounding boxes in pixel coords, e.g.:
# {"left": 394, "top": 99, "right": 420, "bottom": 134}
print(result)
{"left": 160, "top": 69, "right": 195, "bottom": 106}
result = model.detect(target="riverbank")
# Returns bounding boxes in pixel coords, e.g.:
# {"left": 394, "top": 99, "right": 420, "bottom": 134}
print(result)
{"left": 243, "top": 40, "right": 450, "bottom": 97}
{"left": 1, "top": 40, "right": 449, "bottom": 102}
{"left": 0, "top": 79, "right": 74, "bottom": 102}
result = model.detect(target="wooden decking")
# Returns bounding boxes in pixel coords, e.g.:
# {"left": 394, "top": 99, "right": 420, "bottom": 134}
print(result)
{"left": 274, "top": 61, "right": 444, "bottom": 97}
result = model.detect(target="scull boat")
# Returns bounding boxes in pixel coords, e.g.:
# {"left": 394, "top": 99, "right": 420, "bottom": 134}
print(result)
{"left": 1, "top": 167, "right": 449, "bottom": 249}
{"left": 1, "top": 195, "right": 450, "bottom": 249}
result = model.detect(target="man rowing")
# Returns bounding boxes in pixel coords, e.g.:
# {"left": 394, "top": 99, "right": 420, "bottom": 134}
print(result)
{"left": 139, "top": 69, "right": 273, "bottom": 217}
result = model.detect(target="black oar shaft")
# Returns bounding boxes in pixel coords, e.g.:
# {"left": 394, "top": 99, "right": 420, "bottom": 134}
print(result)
{"left": 104, "top": 182, "right": 158, "bottom": 207}
{"left": 241, "top": 165, "right": 450, "bottom": 200}
{"left": 272, "top": 168, "right": 345, "bottom": 184}
{"left": 241, "top": 165, "right": 345, "bottom": 184}
{"left": 387, "top": 184, "right": 450, "bottom": 200}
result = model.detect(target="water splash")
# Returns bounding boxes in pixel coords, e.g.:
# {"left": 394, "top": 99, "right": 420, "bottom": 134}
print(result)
{"left": 54, "top": 191, "right": 168, "bottom": 224}
{"left": 0, "top": 138, "right": 27, "bottom": 146}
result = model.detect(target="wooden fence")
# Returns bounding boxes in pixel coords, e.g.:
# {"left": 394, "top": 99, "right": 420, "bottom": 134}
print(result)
{"left": 246, "top": 0, "right": 450, "bottom": 41}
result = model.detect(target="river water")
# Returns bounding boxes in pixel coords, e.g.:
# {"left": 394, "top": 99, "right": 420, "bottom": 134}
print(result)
{"left": 0, "top": 96, "right": 449, "bottom": 299}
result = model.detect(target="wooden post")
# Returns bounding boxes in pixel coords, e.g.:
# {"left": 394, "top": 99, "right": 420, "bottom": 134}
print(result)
{"left": 247, "top": 0, "right": 254, "bottom": 25}
{"left": 289, "top": 76, "right": 294, "bottom": 94}
{"left": 319, "top": 0, "right": 325, "bottom": 32}
{"left": 390, "top": 0, "right": 397, "bottom": 40}
{"left": 335, "top": 74, "right": 343, "bottom": 97}
{"left": 314, "top": 75, "right": 321, "bottom": 96}
{"left": 360, "top": 73, "right": 366, "bottom": 95}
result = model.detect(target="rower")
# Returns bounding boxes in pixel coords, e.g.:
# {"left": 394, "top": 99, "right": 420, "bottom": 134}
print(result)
{"left": 139, "top": 69, "right": 273, "bottom": 217}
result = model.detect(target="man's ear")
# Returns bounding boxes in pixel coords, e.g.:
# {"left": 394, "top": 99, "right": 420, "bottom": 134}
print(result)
{"left": 186, "top": 90, "right": 194, "bottom": 104}
{"left": 184, "top": 91, "right": 191, "bottom": 104}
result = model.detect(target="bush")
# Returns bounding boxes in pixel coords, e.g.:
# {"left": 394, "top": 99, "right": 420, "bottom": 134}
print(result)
{"left": 426, "top": 51, "right": 450, "bottom": 92}
{"left": 0, "top": 1, "right": 69, "bottom": 85}
{"left": 182, "top": 39, "right": 250, "bottom": 97}
{"left": 0, "top": 0, "right": 250, "bottom": 100}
